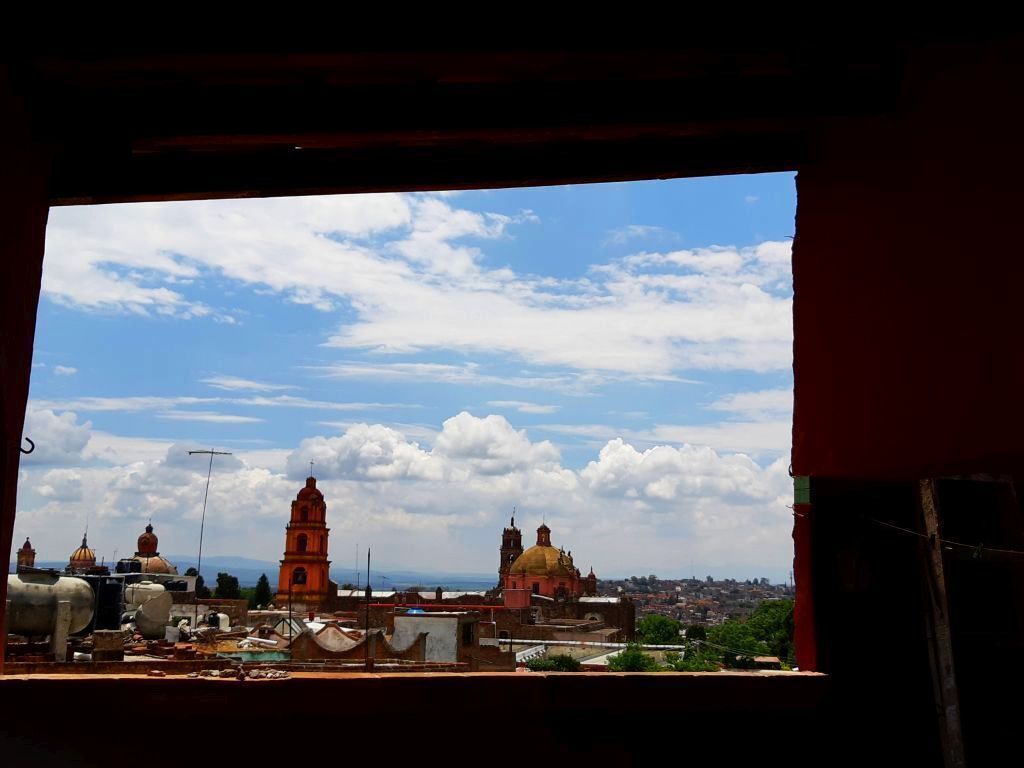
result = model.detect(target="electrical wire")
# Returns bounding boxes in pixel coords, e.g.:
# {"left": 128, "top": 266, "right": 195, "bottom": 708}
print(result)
{"left": 863, "top": 515, "right": 1024, "bottom": 557}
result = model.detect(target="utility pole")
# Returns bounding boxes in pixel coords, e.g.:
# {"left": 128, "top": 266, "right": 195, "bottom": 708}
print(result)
{"left": 364, "top": 546, "right": 372, "bottom": 670}
{"left": 188, "top": 449, "right": 232, "bottom": 625}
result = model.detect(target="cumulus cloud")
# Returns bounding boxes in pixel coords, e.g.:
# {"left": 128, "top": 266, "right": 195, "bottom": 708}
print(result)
{"left": 581, "top": 439, "right": 772, "bottom": 503}
{"left": 433, "top": 412, "right": 561, "bottom": 475}
{"left": 20, "top": 408, "right": 92, "bottom": 465}
{"left": 15, "top": 410, "right": 793, "bottom": 578}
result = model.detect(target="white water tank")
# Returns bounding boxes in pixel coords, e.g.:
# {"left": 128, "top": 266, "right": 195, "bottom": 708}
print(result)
{"left": 124, "top": 580, "right": 166, "bottom": 609}
{"left": 7, "top": 572, "right": 95, "bottom": 635}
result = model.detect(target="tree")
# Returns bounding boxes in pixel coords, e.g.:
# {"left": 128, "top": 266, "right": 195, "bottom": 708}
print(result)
{"left": 527, "top": 654, "right": 581, "bottom": 672}
{"left": 214, "top": 571, "right": 241, "bottom": 600}
{"left": 706, "top": 620, "right": 769, "bottom": 667}
{"left": 185, "top": 568, "right": 212, "bottom": 599}
{"left": 607, "top": 644, "right": 659, "bottom": 672}
{"left": 664, "top": 648, "right": 719, "bottom": 672}
{"left": 746, "top": 598, "right": 795, "bottom": 663}
{"left": 685, "top": 624, "right": 707, "bottom": 641}
{"left": 636, "top": 614, "right": 682, "bottom": 645}
{"left": 253, "top": 573, "right": 272, "bottom": 608}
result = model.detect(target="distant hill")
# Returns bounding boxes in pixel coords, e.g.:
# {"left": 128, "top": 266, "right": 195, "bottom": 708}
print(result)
{"left": 14, "top": 555, "right": 495, "bottom": 589}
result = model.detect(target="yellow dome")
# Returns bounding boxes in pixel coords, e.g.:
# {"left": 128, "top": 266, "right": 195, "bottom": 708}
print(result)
{"left": 509, "top": 545, "right": 576, "bottom": 579}
{"left": 69, "top": 534, "right": 96, "bottom": 567}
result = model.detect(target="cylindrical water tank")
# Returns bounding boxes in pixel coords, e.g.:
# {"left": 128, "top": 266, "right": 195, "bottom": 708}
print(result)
{"left": 7, "top": 572, "right": 95, "bottom": 635}
{"left": 124, "top": 580, "right": 166, "bottom": 608}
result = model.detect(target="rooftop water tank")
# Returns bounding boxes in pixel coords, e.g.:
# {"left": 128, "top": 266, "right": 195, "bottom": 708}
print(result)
{"left": 6, "top": 572, "right": 95, "bottom": 635}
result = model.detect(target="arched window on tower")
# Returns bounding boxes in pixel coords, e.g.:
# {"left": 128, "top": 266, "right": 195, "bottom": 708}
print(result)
{"left": 298, "top": 534, "right": 308, "bottom": 552}
{"left": 301, "top": 506, "right": 308, "bottom": 522}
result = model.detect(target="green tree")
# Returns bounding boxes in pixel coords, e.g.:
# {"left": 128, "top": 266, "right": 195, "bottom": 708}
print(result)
{"left": 607, "top": 644, "right": 659, "bottom": 672}
{"left": 663, "top": 647, "right": 719, "bottom": 672}
{"left": 186, "top": 568, "right": 212, "bottom": 599}
{"left": 706, "top": 620, "right": 769, "bottom": 667}
{"left": 527, "top": 654, "right": 581, "bottom": 672}
{"left": 685, "top": 624, "right": 707, "bottom": 641}
{"left": 213, "top": 571, "right": 241, "bottom": 600}
{"left": 253, "top": 573, "right": 272, "bottom": 608}
{"left": 637, "top": 614, "right": 682, "bottom": 645}
{"left": 746, "top": 599, "right": 795, "bottom": 662}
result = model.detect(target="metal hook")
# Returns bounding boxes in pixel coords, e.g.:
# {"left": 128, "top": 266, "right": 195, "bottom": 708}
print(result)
{"left": 20, "top": 437, "right": 35, "bottom": 455}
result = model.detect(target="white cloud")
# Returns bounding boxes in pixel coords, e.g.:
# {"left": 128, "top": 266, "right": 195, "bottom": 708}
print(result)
{"left": 54, "top": 365, "right": 78, "bottom": 376}
{"left": 604, "top": 224, "right": 678, "bottom": 246}
{"left": 201, "top": 376, "right": 297, "bottom": 392}
{"left": 535, "top": 417, "right": 791, "bottom": 458}
{"left": 155, "top": 410, "right": 265, "bottom": 424}
{"left": 433, "top": 412, "right": 561, "bottom": 475}
{"left": 15, "top": 410, "right": 794, "bottom": 578}
{"left": 486, "top": 400, "right": 561, "bottom": 414}
{"left": 83, "top": 432, "right": 175, "bottom": 464}
{"left": 745, "top": 195, "right": 760, "bottom": 204}
{"left": 311, "top": 361, "right": 605, "bottom": 392}
{"left": 581, "top": 439, "right": 770, "bottom": 502}
{"left": 20, "top": 408, "right": 92, "bottom": 465}
{"left": 45, "top": 195, "right": 792, "bottom": 377}
{"left": 707, "top": 388, "right": 792, "bottom": 420}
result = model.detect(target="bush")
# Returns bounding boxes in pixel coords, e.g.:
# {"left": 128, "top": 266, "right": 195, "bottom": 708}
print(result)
{"left": 636, "top": 614, "right": 682, "bottom": 644}
{"left": 527, "top": 654, "right": 582, "bottom": 672}
{"left": 607, "top": 644, "right": 659, "bottom": 672}
{"left": 662, "top": 647, "right": 719, "bottom": 672}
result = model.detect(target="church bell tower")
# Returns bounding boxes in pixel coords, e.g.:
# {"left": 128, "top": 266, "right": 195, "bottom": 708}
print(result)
{"left": 276, "top": 469, "right": 333, "bottom": 611}
{"left": 498, "top": 511, "right": 523, "bottom": 588}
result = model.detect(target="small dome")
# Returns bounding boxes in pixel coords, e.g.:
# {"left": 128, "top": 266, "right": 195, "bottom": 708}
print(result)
{"left": 136, "top": 523, "right": 158, "bottom": 556}
{"left": 297, "top": 476, "right": 323, "bottom": 501}
{"left": 69, "top": 534, "right": 96, "bottom": 568}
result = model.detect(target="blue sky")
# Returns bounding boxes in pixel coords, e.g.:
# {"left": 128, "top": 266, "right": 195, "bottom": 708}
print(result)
{"left": 18, "top": 173, "right": 796, "bottom": 581}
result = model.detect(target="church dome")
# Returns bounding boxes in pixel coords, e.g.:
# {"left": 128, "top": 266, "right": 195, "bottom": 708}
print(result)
{"left": 297, "top": 476, "right": 323, "bottom": 501}
{"left": 129, "top": 523, "right": 177, "bottom": 573}
{"left": 509, "top": 545, "right": 577, "bottom": 578}
{"left": 134, "top": 555, "right": 178, "bottom": 575}
{"left": 137, "top": 523, "right": 158, "bottom": 556}
{"left": 69, "top": 534, "right": 96, "bottom": 568}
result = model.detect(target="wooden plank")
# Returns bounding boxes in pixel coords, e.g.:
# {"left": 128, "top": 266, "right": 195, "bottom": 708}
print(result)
{"left": 918, "top": 478, "right": 966, "bottom": 768}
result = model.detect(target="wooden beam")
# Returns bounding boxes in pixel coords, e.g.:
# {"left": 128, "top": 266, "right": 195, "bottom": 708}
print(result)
{"left": 918, "top": 478, "right": 966, "bottom": 768}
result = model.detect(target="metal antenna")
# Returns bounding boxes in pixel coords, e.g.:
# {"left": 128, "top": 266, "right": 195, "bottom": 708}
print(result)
{"left": 188, "top": 449, "right": 232, "bottom": 623}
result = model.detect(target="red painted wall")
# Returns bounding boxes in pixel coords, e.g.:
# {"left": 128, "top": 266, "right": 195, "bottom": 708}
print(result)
{"left": 792, "top": 42, "right": 1024, "bottom": 481}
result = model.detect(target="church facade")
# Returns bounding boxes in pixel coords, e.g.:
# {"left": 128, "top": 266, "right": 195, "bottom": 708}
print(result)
{"left": 502, "top": 522, "right": 598, "bottom": 608}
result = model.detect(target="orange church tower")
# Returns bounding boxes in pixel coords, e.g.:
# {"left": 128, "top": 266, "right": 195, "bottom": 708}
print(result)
{"left": 275, "top": 470, "right": 334, "bottom": 611}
